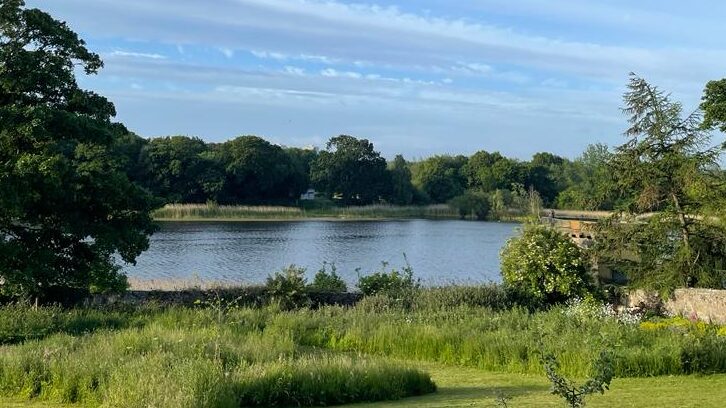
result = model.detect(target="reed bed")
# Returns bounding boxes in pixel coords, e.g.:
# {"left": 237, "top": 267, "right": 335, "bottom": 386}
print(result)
{"left": 153, "top": 203, "right": 459, "bottom": 220}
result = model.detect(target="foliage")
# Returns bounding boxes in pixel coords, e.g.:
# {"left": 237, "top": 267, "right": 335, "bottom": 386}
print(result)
{"left": 388, "top": 155, "right": 417, "bottom": 205}
{"left": 701, "top": 78, "right": 726, "bottom": 134}
{"left": 308, "top": 262, "right": 347, "bottom": 293}
{"left": 500, "top": 223, "right": 595, "bottom": 305}
{"left": 541, "top": 348, "right": 614, "bottom": 408}
{"left": 310, "top": 135, "right": 389, "bottom": 204}
{"left": 0, "top": 0, "right": 157, "bottom": 297}
{"left": 595, "top": 74, "right": 726, "bottom": 292}
{"left": 555, "top": 144, "right": 614, "bottom": 210}
{"left": 0, "top": 305, "right": 435, "bottom": 407}
{"left": 357, "top": 260, "right": 420, "bottom": 299}
{"left": 265, "top": 265, "right": 310, "bottom": 310}
{"left": 448, "top": 191, "right": 491, "bottom": 220}
{"left": 411, "top": 155, "right": 468, "bottom": 203}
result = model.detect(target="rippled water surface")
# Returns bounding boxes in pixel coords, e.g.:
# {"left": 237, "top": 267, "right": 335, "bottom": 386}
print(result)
{"left": 123, "top": 220, "right": 519, "bottom": 285}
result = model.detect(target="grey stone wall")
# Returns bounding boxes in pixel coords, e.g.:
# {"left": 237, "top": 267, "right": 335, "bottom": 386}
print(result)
{"left": 626, "top": 288, "right": 726, "bottom": 324}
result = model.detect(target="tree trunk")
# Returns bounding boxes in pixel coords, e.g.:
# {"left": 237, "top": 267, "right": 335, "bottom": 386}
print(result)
{"left": 670, "top": 192, "right": 690, "bottom": 249}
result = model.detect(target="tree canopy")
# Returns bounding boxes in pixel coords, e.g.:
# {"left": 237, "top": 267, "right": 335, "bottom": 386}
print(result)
{"left": 0, "top": 0, "right": 157, "bottom": 296}
{"left": 596, "top": 74, "right": 726, "bottom": 291}
{"left": 310, "top": 135, "right": 389, "bottom": 205}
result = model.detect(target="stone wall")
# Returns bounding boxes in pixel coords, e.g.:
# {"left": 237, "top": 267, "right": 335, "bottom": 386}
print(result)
{"left": 625, "top": 288, "right": 726, "bottom": 324}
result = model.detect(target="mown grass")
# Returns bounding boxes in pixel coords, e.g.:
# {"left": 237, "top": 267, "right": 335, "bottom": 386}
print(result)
{"left": 154, "top": 203, "right": 459, "bottom": 220}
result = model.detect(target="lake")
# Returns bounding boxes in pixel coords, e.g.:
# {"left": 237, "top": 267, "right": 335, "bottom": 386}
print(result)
{"left": 123, "top": 220, "right": 519, "bottom": 287}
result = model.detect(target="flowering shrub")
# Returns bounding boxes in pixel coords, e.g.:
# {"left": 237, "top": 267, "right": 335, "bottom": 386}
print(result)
{"left": 563, "top": 297, "right": 642, "bottom": 325}
{"left": 500, "top": 223, "right": 596, "bottom": 305}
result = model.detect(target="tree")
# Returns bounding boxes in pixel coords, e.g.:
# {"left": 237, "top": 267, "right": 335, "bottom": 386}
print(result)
{"left": 216, "top": 136, "right": 296, "bottom": 203}
{"left": 310, "top": 135, "right": 388, "bottom": 205}
{"left": 143, "top": 136, "right": 222, "bottom": 203}
{"left": 701, "top": 78, "right": 726, "bottom": 136}
{"left": 555, "top": 144, "right": 614, "bottom": 210}
{"left": 0, "top": 1, "right": 157, "bottom": 297}
{"left": 387, "top": 155, "right": 416, "bottom": 205}
{"left": 462, "top": 150, "right": 524, "bottom": 192}
{"left": 448, "top": 191, "right": 490, "bottom": 220}
{"left": 410, "top": 155, "right": 467, "bottom": 203}
{"left": 596, "top": 74, "right": 726, "bottom": 291}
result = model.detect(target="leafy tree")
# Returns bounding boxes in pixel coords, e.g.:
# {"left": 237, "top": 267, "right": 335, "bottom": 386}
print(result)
{"left": 387, "top": 155, "right": 416, "bottom": 205}
{"left": 596, "top": 74, "right": 726, "bottom": 291}
{"left": 310, "top": 135, "right": 388, "bottom": 205}
{"left": 500, "top": 223, "right": 594, "bottom": 305}
{"left": 701, "top": 78, "right": 726, "bottom": 136}
{"left": 555, "top": 144, "right": 614, "bottom": 210}
{"left": 143, "top": 136, "right": 222, "bottom": 203}
{"left": 462, "top": 150, "right": 524, "bottom": 192}
{"left": 526, "top": 152, "right": 570, "bottom": 206}
{"left": 448, "top": 191, "right": 490, "bottom": 220}
{"left": 0, "top": 1, "right": 157, "bottom": 297}
{"left": 284, "top": 146, "right": 318, "bottom": 198}
{"left": 217, "top": 136, "right": 296, "bottom": 203}
{"left": 410, "top": 155, "right": 467, "bottom": 203}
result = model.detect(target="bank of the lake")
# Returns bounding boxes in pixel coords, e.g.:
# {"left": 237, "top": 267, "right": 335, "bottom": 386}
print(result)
{"left": 153, "top": 203, "right": 466, "bottom": 221}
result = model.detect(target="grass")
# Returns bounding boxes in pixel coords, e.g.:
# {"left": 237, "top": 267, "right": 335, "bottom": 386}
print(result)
{"left": 153, "top": 203, "right": 459, "bottom": 221}
{"left": 0, "top": 294, "right": 725, "bottom": 407}
{"left": 349, "top": 364, "right": 726, "bottom": 407}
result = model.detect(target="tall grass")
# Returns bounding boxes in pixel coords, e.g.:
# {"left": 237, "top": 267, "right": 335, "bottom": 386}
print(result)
{"left": 153, "top": 203, "right": 458, "bottom": 220}
{"left": 0, "top": 305, "right": 434, "bottom": 407}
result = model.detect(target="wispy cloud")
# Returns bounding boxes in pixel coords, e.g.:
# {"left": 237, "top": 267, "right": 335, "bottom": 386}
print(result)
{"left": 107, "top": 51, "right": 166, "bottom": 60}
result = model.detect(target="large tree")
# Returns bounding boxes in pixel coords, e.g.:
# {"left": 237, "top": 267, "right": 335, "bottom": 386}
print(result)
{"left": 596, "top": 74, "right": 726, "bottom": 291}
{"left": 0, "top": 1, "right": 157, "bottom": 297}
{"left": 310, "top": 135, "right": 388, "bottom": 205}
{"left": 701, "top": 78, "right": 726, "bottom": 137}
{"left": 411, "top": 155, "right": 467, "bottom": 203}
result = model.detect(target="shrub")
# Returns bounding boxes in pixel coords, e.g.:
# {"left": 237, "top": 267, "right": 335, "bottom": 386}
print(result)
{"left": 448, "top": 191, "right": 491, "bottom": 220}
{"left": 500, "top": 223, "right": 596, "bottom": 305}
{"left": 357, "top": 261, "right": 420, "bottom": 299}
{"left": 308, "top": 263, "right": 347, "bottom": 293}
{"left": 542, "top": 348, "right": 614, "bottom": 408}
{"left": 265, "top": 266, "right": 310, "bottom": 310}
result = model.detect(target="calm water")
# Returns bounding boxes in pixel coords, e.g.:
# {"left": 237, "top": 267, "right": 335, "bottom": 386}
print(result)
{"left": 123, "top": 220, "right": 519, "bottom": 286}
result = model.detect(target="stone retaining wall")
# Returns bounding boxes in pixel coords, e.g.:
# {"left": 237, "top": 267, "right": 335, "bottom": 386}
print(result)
{"left": 625, "top": 288, "right": 726, "bottom": 324}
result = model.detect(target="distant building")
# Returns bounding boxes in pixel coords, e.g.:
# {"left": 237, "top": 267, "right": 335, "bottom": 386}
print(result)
{"left": 300, "top": 188, "right": 317, "bottom": 200}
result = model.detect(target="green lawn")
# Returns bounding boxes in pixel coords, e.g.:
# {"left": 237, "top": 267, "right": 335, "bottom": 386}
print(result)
{"left": 349, "top": 364, "right": 726, "bottom": 408}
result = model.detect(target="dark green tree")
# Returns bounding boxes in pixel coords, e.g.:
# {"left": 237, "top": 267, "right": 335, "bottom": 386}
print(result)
{"left": 411, "top": 155, "right": 467, "bottom": 203}
{"left": 387, "top": 155, "right": 416, "bottom": 205}
{"left": 310, "top": 135, "right": 388, "bottom": 204}
{"left": 555, "top": 144, "right": 614, "bottom": 210}
{"left": 216, "top": 136, "right": 296, "bottom": 203}
{"left": 596, "top": 74, "right": 726, "bottom": 291}
{"left": 462, "top": 150, "right": 524, "bottom": 192}
{"left": 0, "top": 1, "right": 157, "bottom": 297}
{"left": 143, "top": 136, "right": 222, "bottom": 203}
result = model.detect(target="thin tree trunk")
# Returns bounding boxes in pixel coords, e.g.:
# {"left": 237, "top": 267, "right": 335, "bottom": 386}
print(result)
{"left": 670, "top": 192, "right": 690, "bottom": 249}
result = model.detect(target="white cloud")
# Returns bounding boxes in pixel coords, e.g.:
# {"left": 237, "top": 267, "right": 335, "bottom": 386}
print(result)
{"left": 219, "top": 47, "right": 234, "bottom": 58}
{"left": 320, "top": 68, "right": 362, "bottom": 79}
{"left": 107, "top": 51, "right": 166, "bottom": 60}
{"left": 283, "top": 66, "right": 306, "bottom": 76}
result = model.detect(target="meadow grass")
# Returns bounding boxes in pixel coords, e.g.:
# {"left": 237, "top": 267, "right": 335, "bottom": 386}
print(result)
{"left": 0, "top": 296, "right": 724, "bottom": 407}
{"left": 153, "top": 203, "right": 459, "bottom": 220}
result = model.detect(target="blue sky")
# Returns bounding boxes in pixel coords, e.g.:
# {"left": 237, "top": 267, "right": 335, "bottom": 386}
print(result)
{"left": 28, "top": 0, "right": 726, "bottom": 159}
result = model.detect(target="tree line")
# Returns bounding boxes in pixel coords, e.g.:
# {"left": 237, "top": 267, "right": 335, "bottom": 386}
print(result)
{"left": 114, "top": 131, "right": 622, "bottom": 215}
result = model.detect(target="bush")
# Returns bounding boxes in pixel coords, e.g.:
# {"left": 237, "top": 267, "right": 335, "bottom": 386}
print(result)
{"left": 448, "top": 191, "right": 491, "bottom": 220}
{"left": 500, "top": 223, "right": 596, "bottom": 305}
{"left": 357, "top": 261, "right": 420, "bottom": 299}
{"left": 265, "top": 266, "right": 310, "bottom": 310}
{"left": 308, "top": 263, "right": 347, "bottom": 293}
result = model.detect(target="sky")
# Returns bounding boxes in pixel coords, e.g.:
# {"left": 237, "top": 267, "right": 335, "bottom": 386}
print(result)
{"left": 28, "top": 0, "right": 726, "bottom": 160}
